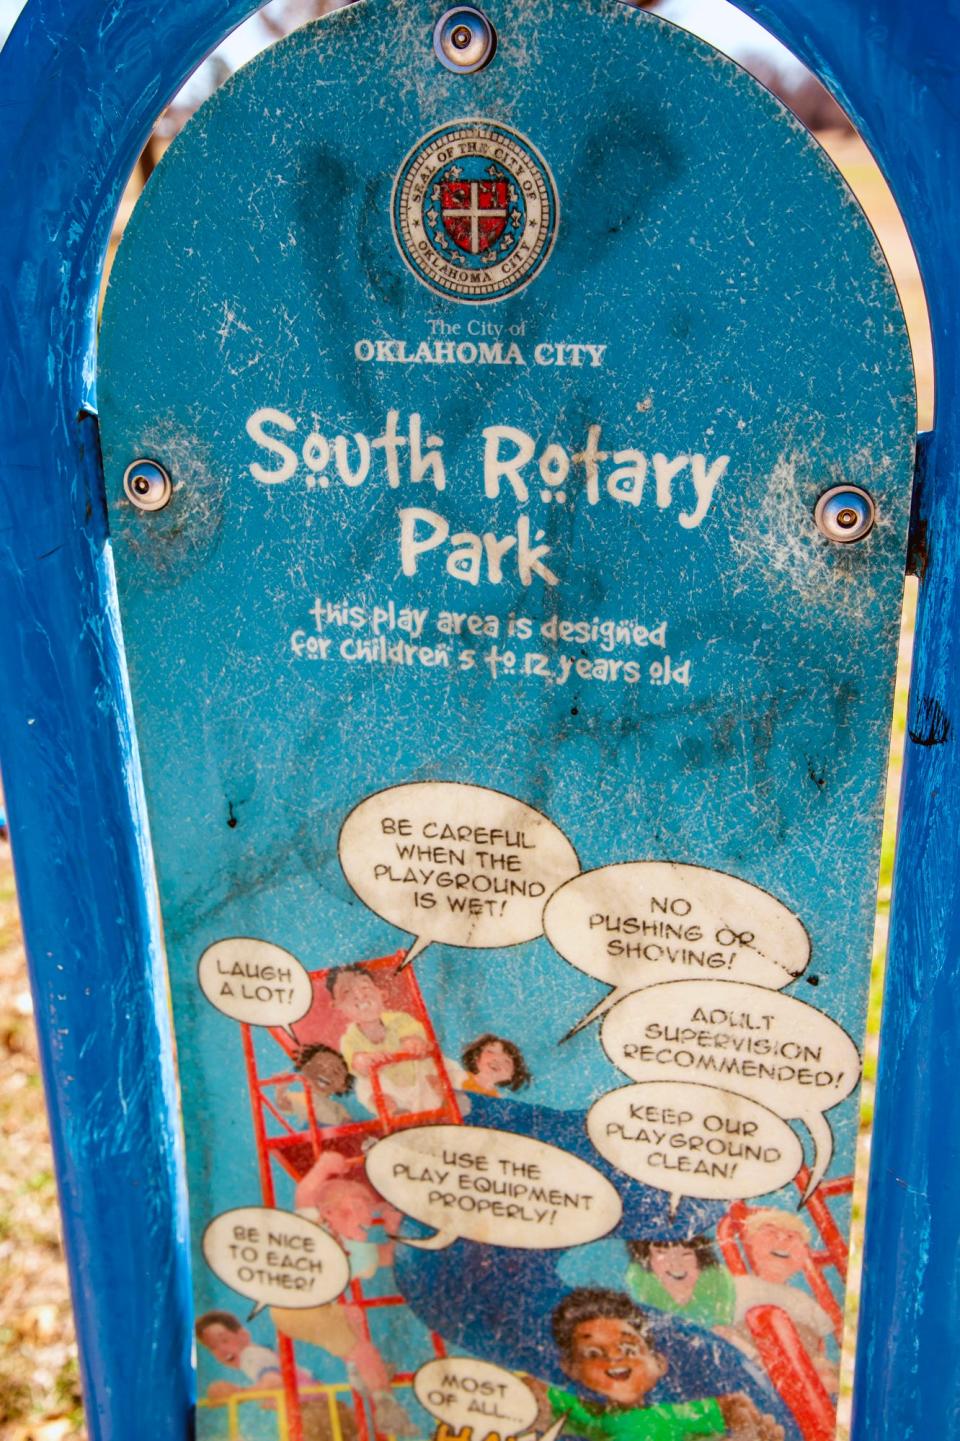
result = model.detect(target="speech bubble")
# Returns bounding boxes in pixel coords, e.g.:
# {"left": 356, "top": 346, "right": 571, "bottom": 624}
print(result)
{"left": 414, "top": 1359, "right": 568, "bottom": 1441}
{"left": 339, "top": 782, "right": 580, "bottom": 967}
{"left": 365, "top": 1124, "right": 622, "bottom": 1250}
{"left": 202, "top": 1206, "right": 350, "bottom": 1319}
{"left": 600, "top": 981, "right": 861, "bottom": 1201}
{"left": 414, "top": 1357, "right": 539, "bottom": 1438}
{"left": 198, "top": 936, "right": 314, "bottom": 1040}
{"left": 588, "top": 1081, "right": 805, "bottom": 1216}
{"left": 544, "top": 862, "right": 810, "bottom": 1036}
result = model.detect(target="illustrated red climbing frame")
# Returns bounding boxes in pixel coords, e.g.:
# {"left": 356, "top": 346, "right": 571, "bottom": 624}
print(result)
{"left": 241, "top": 951, "right": 461, "bottom": 1441}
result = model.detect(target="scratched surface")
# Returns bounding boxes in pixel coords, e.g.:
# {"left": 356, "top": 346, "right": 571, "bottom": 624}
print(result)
{"left": 96, "top": 1, "right": 915, "bottom": 1437}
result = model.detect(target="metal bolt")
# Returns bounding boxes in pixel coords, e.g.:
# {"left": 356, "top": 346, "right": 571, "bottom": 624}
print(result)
{"left": 434, "top": 6, "right": 496, "bottom": 73}
{"left": 123, "top": 459, "right": 172, "bottom": 512}
{"left": 814, "top": 485, "right": 876, "bottom": 543}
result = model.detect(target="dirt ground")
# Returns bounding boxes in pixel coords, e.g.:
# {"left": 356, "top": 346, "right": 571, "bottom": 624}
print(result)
{"left": 0, "top": 834, "right": 83, "bottom": 1441}
{"left": 0, "top": 125, "right": 933, "bottom": 1441}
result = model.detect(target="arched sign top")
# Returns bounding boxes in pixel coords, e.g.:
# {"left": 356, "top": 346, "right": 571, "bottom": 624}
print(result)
{"left": 100, "top": 0, "right": 915, "bottom": 587}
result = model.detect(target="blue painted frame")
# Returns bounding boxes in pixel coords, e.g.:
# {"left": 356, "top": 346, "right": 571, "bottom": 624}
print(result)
{"left": 0, "top": 2, "right": 955, "bottom": 1438}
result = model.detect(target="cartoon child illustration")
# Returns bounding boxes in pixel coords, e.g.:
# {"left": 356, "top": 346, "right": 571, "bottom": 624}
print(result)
{"left": 460, "top": 1034, "right": 532, "bottom": 1094}
{"left": 327, "top": 963, "right": 452, "bottom": 1117}
{"left": 740, "top": 1211, "right": 814, "bottom": 1286}
{"left": 276, "top": 1044, "right": 354, "bottom": 1128}
{"left": 544, "top": 1288, "right": 784, "bottom": 1441}
{"left": 627, "top": 1234, "right": 837, "bottom": 1396}
{"left": 195, "top": 1309, "right": 310, "bottom": 1402}
{"left": 736, "top": 1212, "right": 839, "bottom": 1394}
{"left": 272, "top": 1152, "right": 417, "bottom": 1437}
{"left": 627, "top": 1238, "right": 736, "bottom": 1329}
{"left": 196, "top": 1309, "right": 356, "bottom": 1441}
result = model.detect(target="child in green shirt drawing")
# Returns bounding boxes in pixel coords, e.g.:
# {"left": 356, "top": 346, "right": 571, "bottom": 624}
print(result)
{"left": 544, "top": 1288, "right": 784, "bottom": 1441}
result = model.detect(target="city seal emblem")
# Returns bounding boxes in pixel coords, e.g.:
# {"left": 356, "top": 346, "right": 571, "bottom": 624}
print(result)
{"left": 392, "top": 120, "right": 559, "bottom": 303}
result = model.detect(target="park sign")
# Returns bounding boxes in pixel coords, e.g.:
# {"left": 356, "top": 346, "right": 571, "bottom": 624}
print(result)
{"left": 96, "top": 2, "right": 915, "bottom": 1439}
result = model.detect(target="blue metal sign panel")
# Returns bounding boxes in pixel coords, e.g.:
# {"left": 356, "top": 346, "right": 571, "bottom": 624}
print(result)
{"left": 95, "top": 4, "right": 917, "bottom": 1439}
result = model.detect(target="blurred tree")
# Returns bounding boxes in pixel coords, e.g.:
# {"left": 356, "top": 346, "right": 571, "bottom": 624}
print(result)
{"left": 139, "top": 0, "right": 850, "bottom": 163}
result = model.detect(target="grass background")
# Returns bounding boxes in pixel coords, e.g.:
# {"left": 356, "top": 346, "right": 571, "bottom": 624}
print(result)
{"left": 0, "top": 129, "right": 933, "bottom": 1441}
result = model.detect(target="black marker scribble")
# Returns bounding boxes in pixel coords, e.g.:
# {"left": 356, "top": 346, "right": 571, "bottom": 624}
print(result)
{"left": 909, "top": 696, "right": 951, "bottom": 748}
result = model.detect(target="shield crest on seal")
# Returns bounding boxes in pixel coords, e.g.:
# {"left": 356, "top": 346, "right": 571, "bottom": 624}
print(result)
{"left": 441, "top": 177, "right": 509, "bottom": 254}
